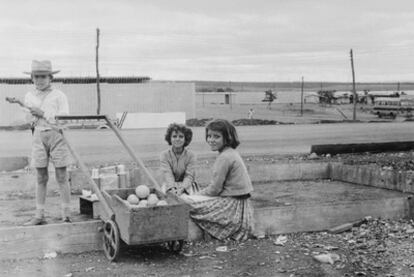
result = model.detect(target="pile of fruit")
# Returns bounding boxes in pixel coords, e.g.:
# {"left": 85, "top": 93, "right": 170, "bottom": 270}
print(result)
{"left": 125, "top": 185, "right": 168, "bottom": 208}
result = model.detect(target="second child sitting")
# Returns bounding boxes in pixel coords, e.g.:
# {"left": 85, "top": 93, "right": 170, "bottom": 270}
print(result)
{"left": 160, "top": 123, "right": 199, "bottom": 195}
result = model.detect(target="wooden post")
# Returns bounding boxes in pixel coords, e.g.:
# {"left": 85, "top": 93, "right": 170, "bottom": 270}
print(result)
{"left": 301, "top": 76, "right": 304, "bottom": 116}
{"left": 350, "top": 49, "right": 357, "bottom": 121}
{"left": 96, "top": 28, "right": 101, "bottom": 115}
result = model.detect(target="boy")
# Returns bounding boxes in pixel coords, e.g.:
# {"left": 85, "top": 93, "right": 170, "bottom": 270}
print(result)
{"left": 23, "top": 60, "right": 71, "bottom": 225}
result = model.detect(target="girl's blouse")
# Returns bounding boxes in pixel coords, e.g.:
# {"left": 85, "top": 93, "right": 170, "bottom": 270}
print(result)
{"left": 160, "top": 148, "right": 196, "bottom": 190}
{"left": 200, "top": 147, "right": 253, "bottom": 197}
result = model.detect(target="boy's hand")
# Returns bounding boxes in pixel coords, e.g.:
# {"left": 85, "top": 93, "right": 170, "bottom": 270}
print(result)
{"left": 29, "top": 107, "right": 45, "bottom": 118}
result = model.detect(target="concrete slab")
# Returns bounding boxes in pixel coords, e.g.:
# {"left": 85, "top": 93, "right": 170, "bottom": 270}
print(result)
{"left": 251, "top": 179, "right": 411, "bottom": 236}
{"left": 254, "top": 197, "right": 409, "bottom": 236}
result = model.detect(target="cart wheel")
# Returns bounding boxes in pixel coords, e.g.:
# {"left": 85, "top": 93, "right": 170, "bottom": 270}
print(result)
{"left": 167, "top": 240, "right": 184, "bottom": 253}
{"left": 103, "top": 220, "right": 120, "bottom": 261}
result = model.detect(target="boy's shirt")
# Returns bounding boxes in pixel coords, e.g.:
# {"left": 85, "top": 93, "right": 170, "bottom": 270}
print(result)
{"left": 24, "top": 88, "right": 69, "bottom": 130}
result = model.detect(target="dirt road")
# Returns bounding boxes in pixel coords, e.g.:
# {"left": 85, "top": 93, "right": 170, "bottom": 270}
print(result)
{"left": 1, "top": 122, "right": 413, "bottom": 164}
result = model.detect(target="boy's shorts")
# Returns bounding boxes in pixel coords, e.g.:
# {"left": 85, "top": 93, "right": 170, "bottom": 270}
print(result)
{"left": 31, "top": 129, "right": 70, "bottom": 168}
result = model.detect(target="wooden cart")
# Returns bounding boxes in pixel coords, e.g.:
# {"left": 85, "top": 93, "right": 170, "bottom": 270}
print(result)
{"left": 55, "top": 115, "right": 190, "bottom": 261}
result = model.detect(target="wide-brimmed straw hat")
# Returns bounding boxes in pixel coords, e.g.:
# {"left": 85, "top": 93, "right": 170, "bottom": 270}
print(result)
{"left": 24, "top": 60, "right": 60, "bottom": 75}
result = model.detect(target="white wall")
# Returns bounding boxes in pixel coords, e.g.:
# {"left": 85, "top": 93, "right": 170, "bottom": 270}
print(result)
{"left": 0, "top": 82, "right": 195, "bottom": 126}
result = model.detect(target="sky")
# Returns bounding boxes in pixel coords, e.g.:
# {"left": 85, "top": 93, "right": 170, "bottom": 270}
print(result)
{"left": 1, "top": 0, "right": 414, "bottom": 82}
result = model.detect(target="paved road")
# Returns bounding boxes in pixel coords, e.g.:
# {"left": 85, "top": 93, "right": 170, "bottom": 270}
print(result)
{"left": 0, "top": 122, "right": 413, "bottom": 164}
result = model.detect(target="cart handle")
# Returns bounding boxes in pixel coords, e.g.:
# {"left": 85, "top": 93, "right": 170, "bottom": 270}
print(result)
{"left": 55, "top": 115, "right": 162, "bottom": 191}
{"left": 59, "top": 129, "right": 115, "bottom": 221}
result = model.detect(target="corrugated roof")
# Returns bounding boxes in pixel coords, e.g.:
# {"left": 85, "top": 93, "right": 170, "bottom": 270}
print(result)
{"left": 0, "top": 76, "right": 151, "bottom": 84}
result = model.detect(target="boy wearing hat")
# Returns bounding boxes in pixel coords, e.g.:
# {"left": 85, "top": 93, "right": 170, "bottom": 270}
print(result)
{"left": 23, "top": 60, "right": 72, "bottom": 225}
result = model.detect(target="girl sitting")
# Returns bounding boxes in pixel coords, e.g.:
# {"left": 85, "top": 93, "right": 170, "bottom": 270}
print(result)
{"left": 182, "top": 119, "right": 254, "bottom": 241}
{"left": 160, "top": 123, "right": 199, "bottom": 195}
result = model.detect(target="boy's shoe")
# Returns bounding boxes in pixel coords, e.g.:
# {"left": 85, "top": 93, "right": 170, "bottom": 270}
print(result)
{"left": 23, "top": 217, "right": 46, "bottom": 226}
{"left": 62, "top": 217, "right": 72, "bottom": 223}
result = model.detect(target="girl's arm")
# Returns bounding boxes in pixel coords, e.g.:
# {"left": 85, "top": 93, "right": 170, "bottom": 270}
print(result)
{"left": 160, "top": 152, "right": 176, "bottom": 189}
{"left": 181, "top": 152, "right": 196, "bottom": 191}
{"left": 199, "top": 155, "right": 230, "bottom": 196}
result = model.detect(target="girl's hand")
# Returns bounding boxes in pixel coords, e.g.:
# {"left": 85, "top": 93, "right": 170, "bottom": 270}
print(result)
{"left": 176, "top": 187, "right": 185, "bottom": 195}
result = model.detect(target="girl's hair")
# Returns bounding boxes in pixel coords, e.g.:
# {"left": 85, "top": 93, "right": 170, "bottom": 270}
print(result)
{"left": 205, "top": 119, "right": 240, "bottom": 149}
{"left": 164, "top": 123, "right": 193, "bottom": 147}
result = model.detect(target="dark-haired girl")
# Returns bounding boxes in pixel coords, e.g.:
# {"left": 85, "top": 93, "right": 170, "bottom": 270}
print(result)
{"left": 160, "top": 123, "right": 199, "bottom": 195}
{"left": 182, "top": 119, "right": 254, "bottom": 241}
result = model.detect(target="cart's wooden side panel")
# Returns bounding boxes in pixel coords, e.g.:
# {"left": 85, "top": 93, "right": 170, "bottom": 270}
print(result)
{"left": 105, "top": 188, "right": 190, "bottom": 245}
{"left": 109, "top": 192, "right": 132, "bottom": 244}
{"left": 128, "top": 205, "right": 189, "bottom": 244}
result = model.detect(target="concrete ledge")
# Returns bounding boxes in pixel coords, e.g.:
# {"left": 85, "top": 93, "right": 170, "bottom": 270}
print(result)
{"left": 246, "top": 162, "right": 334, "bottom": 182}
{"left": 311, "top": 141, "right": 414, "bottom": 155}
{"left": 330, "top": 163, "right": 414, "bottom": 193}
{"left": 69, "top": 162, "right": 334, "bottom": 192}
{"left": 0, "top": 220, "right": 102, "bottom": 260}
{"left": 0, "top": 156, "right": 29, "bottom": 172}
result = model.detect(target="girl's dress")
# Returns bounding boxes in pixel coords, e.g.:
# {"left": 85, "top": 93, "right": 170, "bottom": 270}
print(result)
{"left": 184, "top": 147, "right": 254, "bottom": 241}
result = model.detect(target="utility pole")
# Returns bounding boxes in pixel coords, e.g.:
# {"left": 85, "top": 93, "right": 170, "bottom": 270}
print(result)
{"left": 96, "top": 28, "right": 101, "bottom": 115}
{"left": 229, "top": 81, "right": 232, "bottom": 110}
{"left": 350, "top": 49, "right": 357, "bottom": 121}
{"left": 301, "top": 76, "right": 304, "bottom": 116}
{"left": 397, "top": 82, "right": 400, "bottom": 91}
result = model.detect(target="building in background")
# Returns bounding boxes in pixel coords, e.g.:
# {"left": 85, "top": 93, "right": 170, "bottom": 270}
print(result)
{"left": 0, "top": 77, "right": 195, "bottom": 127}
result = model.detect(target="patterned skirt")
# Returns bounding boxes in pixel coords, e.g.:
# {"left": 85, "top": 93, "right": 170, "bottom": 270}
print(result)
{"left": 188, "top": 196, "right": 254, "bottom": 241}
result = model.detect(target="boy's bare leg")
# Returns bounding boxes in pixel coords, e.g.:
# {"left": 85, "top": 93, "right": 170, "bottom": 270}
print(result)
{"left": 23, "top": 167, "right": 48, "bottom": 225}
{"left": 35, "top": 167, "right": 48, "bottom": 218}
{"left": 56, "top": 166, "right": 71, "bottom": 222}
